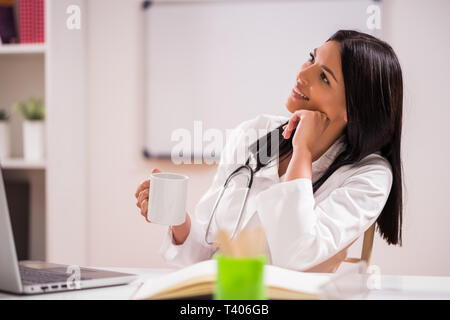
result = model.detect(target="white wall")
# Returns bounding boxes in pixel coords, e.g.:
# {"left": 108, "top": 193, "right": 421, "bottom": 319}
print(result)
{"left": 85, "top": 0, "right": 218, "bottom": 268}
{"left": 46, "top": 0, "right": 88, "bottom": 265}
{"left": 369, "top": 0, "right": 450, "bottom": 276}
{"left": 80, "top": 0, "right": 450, "bottom": 275}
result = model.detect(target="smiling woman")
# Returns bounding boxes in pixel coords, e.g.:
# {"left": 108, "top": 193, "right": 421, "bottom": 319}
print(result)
{"left": 252, "top": 30, "right": 404, "bottom": 246}
{"left": 286, "top": 41, "right": 347, "bottom": 124}
{"left": 136, "top": 29, "right": 404, "bottom": 273}
{"left": 282, "top": 40, "right": 348, "bottom": 168}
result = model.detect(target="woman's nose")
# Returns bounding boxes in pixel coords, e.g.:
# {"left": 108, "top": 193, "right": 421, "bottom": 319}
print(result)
{"left": 296, "top": 68, "right": 309, "bottom": 86}
{"left": 297, "top": 75, "right": 308, "bottom": 87}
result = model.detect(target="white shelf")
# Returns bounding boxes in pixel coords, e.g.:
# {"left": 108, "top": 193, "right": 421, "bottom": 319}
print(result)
{"left": 1, "top": 158, "right": 46, "bottom": 170}
{"left": 0, "top": 44, "right": 46, "bottom": 55}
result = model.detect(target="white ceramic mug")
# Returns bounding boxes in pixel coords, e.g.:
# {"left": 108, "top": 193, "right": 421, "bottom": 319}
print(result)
{"left": 147, "top": 172, "right": 189, "bottom": 225}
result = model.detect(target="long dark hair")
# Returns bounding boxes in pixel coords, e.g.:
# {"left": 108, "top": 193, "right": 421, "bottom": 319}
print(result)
{"left": 249, "top": 30, "right": 403, "bottom": 246}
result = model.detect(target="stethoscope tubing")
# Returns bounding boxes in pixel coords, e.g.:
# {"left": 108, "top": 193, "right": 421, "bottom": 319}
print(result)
{"left": 205, "top": 162, "right": 254, "bottom": 245}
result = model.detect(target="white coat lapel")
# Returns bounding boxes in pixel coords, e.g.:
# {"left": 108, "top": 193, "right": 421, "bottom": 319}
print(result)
{"left": 240, "top": 136, "right": 345, "bottom": 232}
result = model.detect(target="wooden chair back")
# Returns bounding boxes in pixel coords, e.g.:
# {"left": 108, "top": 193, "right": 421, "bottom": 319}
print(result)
{"left": 303, "top": 223, "right": 376, "bottom": 273}
{"left": 343, "top": 223, "right": 376, "bottom": 265}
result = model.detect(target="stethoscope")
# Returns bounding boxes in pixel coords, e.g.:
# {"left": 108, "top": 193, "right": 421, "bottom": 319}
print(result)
{"left": 205, "top": 156, "right": 255, "bottom": 245}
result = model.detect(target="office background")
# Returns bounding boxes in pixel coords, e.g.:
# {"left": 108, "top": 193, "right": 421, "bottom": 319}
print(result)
{"left": 142, "top": 0, "right": 375, "bottom": 157}
{"left": 1, "top": 0, "right": 449, "bottom": 276}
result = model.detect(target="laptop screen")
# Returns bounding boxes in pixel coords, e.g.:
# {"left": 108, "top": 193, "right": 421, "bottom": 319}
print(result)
{"left": 0, "top": 166, "right": 23, "bottom": 293}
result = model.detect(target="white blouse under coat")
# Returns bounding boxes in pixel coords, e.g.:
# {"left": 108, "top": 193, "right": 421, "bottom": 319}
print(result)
{"left": 159, "top": 114, "right": 393, "bottom": 272}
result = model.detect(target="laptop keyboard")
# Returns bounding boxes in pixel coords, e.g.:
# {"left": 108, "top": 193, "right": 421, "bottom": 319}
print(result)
{"left": 19, "top": 266, "right": 92, "bottom": 284}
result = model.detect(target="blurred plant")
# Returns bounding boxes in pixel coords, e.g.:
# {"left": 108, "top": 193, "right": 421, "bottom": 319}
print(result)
{"left": 0, "top": 109, "right": 9, "bottom": 121}
{"left": 14, "top": 97, "right": 45, "bottom": 121}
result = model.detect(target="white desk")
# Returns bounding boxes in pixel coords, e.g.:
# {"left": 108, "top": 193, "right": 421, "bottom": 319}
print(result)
{"left": 1, "top": 267, "right": 450, "bottom": 300}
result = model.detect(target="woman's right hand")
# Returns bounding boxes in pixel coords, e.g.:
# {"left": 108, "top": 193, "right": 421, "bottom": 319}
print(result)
{"left": 135, "top": 168, "right": 191, "bottom": 245}
{"left": 135, "top": 168, "right": 161, "bottom": 223}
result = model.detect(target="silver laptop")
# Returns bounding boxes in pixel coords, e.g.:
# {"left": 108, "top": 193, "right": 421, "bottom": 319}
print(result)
{"left": 0, "top": 168, "right": 137, "bottom": 295}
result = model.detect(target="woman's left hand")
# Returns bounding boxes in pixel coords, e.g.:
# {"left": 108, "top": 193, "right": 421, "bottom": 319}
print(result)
{"left": 283, "top": 110, "right": 330, "bottom": 160}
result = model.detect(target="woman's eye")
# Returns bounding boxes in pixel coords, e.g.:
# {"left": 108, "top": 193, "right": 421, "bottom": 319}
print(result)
{"left": 321, "top": 72, "right": 330, "bottom": 85}
{"left": 308, "top": 52, "right": 329, "bottom": 85}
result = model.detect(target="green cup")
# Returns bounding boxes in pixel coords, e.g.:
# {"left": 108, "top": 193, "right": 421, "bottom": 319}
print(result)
{"left": 214, "top": 253, "right": 267, "bottom": 300}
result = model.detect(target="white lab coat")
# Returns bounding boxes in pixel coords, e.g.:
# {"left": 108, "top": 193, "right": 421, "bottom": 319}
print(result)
{"left": 159, "top": 114, "right": 392, "bottom": 272}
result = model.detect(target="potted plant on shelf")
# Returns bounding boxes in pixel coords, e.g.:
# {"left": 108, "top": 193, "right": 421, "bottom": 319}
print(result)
{"left": 0, "top": 109, "right": 11, "bottom": 161}
{"left": 14, "top": 97, "right": 45, "bottom": 161}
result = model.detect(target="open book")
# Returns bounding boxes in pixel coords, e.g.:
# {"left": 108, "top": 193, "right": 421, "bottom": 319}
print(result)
{"left": 132, "top": 259, "right": 333, "bottom": 300}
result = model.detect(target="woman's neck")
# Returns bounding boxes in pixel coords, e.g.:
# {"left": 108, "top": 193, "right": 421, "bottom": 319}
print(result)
{"left": 311, "top": 120, "right": 345, "bottom": 162}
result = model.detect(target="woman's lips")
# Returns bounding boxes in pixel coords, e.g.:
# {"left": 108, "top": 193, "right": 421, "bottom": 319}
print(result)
{"left": 291, "top": 86, "right": 309, "bottom": 101}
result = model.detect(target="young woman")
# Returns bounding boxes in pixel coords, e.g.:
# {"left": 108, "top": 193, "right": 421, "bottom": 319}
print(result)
{"left": 135, "top": 30, "right": 403, "bottom": 272}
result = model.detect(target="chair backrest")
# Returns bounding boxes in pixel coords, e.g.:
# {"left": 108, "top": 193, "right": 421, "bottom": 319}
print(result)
{"left": 302, "top": 223, "right": 376, "bottom": 273}
{"left": 343, "top": 223, "right": 376, "bottom": 265}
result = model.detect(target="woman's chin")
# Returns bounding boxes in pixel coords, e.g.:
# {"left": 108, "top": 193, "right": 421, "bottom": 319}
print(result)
{"left": 285, "top": 98, "right": 308, "bottom": 113}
